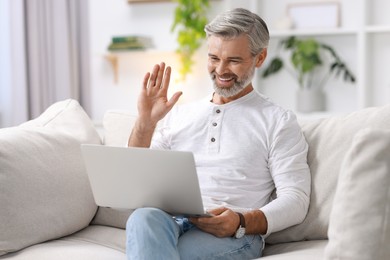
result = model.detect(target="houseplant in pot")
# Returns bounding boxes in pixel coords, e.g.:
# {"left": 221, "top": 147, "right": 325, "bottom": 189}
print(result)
{"left": 262, "top": 36, "right": 356, "bottom": 112}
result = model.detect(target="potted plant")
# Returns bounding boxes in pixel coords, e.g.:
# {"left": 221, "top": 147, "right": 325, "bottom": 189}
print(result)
{"left": 262, "top": 36, "right": 356, "bottom": 112}
{"left": 171, "top": 0, "right": 210, "bottom": 80}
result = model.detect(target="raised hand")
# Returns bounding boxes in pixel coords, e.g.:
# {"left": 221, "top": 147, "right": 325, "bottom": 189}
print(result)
{"left": 137, "top": 62, "right": 182, "bottom": 127}
{"left": 128, "top": 62, "right": 182, "bottom": 148}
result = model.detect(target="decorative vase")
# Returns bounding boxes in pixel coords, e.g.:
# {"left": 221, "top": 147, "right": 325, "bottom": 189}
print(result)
{"left": 296, "top": 88, "right": 326, "bottom": 113}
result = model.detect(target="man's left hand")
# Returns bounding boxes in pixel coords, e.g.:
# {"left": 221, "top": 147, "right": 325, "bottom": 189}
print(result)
{"left": 189, "top": 207, "right": 240, "bottom": 238}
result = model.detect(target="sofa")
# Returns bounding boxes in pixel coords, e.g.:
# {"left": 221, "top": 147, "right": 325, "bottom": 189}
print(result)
{"left": 1, "top": 99, "right": 390, "bottom": 259}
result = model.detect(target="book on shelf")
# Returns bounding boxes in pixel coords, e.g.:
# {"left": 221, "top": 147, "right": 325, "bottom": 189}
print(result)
{"left": 107, "top": 35, "right": 153, "bottom": 51}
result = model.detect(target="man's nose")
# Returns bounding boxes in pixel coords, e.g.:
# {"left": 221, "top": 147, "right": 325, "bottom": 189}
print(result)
{"left": 215, "top": 61, "right": 229, "bottom": 74}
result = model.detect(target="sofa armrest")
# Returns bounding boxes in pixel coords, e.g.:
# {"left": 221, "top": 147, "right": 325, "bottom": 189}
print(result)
{"left": 325, "top": 128, "right": 390, "bottom": 259}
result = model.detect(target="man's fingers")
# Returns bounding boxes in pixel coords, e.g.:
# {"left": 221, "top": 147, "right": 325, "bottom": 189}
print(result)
{"left": 161, "top": 66, "right": 171, "bottom": 90}
{"left": 167, "top": 91, "right": 183, "bottom": 109}
{"left": 209, "top": 207, "right": 228, "bottom": 215}
{"left": 155, "top": 62, "right": 165, "bottom": 88}
{"left": 147, "top": 64, "right": 160, "bottom": 88}
{"left": 142, "top": 72, "right": 151, "bottom": 90}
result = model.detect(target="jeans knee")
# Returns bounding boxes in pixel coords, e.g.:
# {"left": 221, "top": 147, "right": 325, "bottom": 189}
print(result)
{"left": 126, "top": 207, "right": 169, "bottom": 230}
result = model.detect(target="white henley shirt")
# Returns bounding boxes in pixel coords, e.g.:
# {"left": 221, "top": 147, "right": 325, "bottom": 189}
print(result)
{"left": 150, "top": 90, "right": 311, "bottom": 236}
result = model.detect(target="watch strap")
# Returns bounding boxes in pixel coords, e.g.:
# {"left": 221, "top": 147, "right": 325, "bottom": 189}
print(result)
{"left": 234, "top": 212, "right": 246, "bottom": 239}
{"left": 237, "top": 212, "right": 246, "bottom": 228}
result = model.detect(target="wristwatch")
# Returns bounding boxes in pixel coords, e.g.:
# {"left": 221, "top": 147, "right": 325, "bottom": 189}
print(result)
{"left": 234, "top": 212, "right": 246, "bottom": 239}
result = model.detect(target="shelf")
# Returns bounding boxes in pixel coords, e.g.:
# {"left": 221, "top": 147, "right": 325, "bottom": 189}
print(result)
{"left": 105, "top": 53, "right": 120, "bottom": 84}
{"left": 270, "top": 28, "right": 358, "bottom": 38}
{"left": 105, "top": 50, "right": 161, "bottom": 84}
{"left": 365, "top": 25, "right": 390, "bottom": 34}
{"left": 270, "top": 25, "right": 390, "bottom": 38}
{"left": 104, "top": 50, "right": 180, "bottom": 84}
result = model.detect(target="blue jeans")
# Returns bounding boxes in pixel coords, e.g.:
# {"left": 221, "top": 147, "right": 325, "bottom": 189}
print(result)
{"left": 126, "top": 208, "right": 264, "bottom": 259}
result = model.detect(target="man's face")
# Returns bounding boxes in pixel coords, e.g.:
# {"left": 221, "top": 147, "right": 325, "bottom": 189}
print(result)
{"left": 207, "top": 34, "right": 264, "bottom": 98}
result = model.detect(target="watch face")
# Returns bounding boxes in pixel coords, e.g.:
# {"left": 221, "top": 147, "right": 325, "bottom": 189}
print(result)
{"left": 235, "top": 227, "right": 246, "bottom": 239}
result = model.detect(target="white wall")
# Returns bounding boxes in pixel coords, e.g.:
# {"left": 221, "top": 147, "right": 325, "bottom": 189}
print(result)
{"left": 88, "top": 0, "right": 258, "bottom": 121}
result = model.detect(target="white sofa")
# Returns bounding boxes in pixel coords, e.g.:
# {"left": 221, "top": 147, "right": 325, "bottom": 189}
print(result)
{"left": 1, "top": 99, "right": 390, "bottom": 260}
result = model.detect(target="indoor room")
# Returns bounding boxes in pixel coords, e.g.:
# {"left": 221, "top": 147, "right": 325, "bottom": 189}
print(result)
{"left": 1, "top": 0, "right": 390, "bottom": 259}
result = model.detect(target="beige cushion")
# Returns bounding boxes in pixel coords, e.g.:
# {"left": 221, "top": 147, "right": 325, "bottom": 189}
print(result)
{"left": 325, "top": 128, "right": 390, "bottom": 260}
{"left": 0, "top": 99, "right": 101, "bottom": 255}
{"left": 0, "top": 225, "right": 126, "bottom": 260}
{"left": 20, "top": 99, "right": 101, "bottom": 144}
{"left": 102, "top": 110, "right": 137, "bottom": 147}
{"left": 91, "top": 207, "right": 134, "bottom": 229}
{"left": 267, "top": 104, "right": 390, "bottom": 244}
{"left": 91, "top": 110, "right": 137, "bottom": 228}
{"left": 263, "top": 240, "right": 326, "bottom": 259}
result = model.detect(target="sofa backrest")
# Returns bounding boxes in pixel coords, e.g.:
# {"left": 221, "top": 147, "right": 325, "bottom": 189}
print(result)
{"left": 267, "top": 104, "right": 390, "bottom": 244}
{"left": 97, "top": 105, "right": 390, "bottom": 244}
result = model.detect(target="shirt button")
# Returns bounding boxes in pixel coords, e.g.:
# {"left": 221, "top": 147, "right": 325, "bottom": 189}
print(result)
{"left": 211, "top": 137, "right": 216, "bottom": 142}
{"left": 216, "top": 109, "right": 221, "bottom": 114}
{"left": 212, "top": 122, "right": 217, "bottom": 127}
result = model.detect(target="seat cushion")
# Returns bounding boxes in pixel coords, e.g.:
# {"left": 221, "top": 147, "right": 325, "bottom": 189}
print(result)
{"left": 325, "top": 128, "right": 390, "bottom": 259}
{"left": 0, "top": 99, "right": 101, "bottom": 256}
{"left": 262, "top": 240, "right": 326, "bottom": 260}
{"left": 267, "top": 104, "right": 390, "bottom": 243}
{"left": 0, "top": 225, "right": 126, "bottom": 260}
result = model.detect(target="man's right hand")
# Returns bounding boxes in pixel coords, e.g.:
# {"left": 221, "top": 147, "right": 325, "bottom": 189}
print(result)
{"left": 138, "top": 62, "right": 182, "bottom": 127}
{"left": 128, "top": 62, "right": 182, "bottom": 147}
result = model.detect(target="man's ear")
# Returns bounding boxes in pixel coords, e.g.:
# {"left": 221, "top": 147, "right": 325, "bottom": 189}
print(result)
{"left": 255, "top": 48, "right": 267, "bottom": 68}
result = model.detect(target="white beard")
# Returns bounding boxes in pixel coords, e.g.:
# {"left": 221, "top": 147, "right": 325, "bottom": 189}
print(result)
{"left": 211, "top": 66, "right": 255, "bottom": 98}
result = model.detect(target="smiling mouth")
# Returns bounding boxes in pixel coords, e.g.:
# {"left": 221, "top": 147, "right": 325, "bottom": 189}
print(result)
{"left": 218, "top": 76, "right": 234, "bottom": 82}
{"left": 212, "top": 73, "right": 236, "bottom": 84}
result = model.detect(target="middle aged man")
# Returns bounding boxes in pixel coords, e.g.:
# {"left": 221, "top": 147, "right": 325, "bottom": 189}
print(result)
{"left": 125, "top": 8, "right": 311, "bottom": 260}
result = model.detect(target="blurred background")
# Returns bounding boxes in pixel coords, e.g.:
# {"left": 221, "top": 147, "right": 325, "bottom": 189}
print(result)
{"left": 1, "top": 0, "right": 389, "bottom": 127}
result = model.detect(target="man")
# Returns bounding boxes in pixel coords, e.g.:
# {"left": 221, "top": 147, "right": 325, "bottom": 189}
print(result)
{"left": 126, "top": 8, "right": 310, "bottom": 260}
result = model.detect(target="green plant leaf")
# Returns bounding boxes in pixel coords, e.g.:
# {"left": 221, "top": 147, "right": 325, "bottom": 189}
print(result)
{"left": 262, "top": 58, "right": 283, "bottom": 78}
{"left": 262, "top": 36, "right": 356, "bottom": 89}
{"left": 171, "top": 0, "right": 209, "bottom": 80}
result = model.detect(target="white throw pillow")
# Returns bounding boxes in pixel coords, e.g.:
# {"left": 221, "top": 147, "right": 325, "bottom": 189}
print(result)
{"left": 0, "top": 99, "right": 101, "bottom": 255}
{"left": 325, "top": 128, "right": 390, "bottom": 260}
{"left": 267, "top": 104, "right": 390, "bottom": 244}
{"left": 102, "top": 110, "right": 137, "bottom": 147}
{"left": 91, "top": 110, "right": 137, "bottom": 228}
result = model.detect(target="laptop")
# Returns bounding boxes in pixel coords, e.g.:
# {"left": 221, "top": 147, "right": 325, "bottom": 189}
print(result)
{"left": 80, "top": 144, "right": 212, "bottom": 217}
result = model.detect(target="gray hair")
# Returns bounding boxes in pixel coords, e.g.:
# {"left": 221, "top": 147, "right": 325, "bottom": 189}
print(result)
{"left": 204, "top": 8, "right": 269, "bottom": 56}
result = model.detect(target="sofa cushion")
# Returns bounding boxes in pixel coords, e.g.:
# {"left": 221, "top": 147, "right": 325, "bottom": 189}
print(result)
{"left": 0, "top": 99, "right": 101, "bottom": 256}
{"left": 91, "top": 207, "right": 134, "bottom": 229}
{"left": 266, "top": 104, "right": 390, "bottom": 244}
{"left": 20, "top": 99, "right": 101, "bottom": 144}
{"left": 101, "top": 110, "right": 137, "bottom": 147}
{"left": 263, "top": 240, "right": 326, "bottom": 259}
{"left": 325, "top": 128, "right": 390, "bottom": 260}
{"left": 90, "top": 110, "right": 137, "bottom": 229}
{"left": 0, "top": 225, "right": 126, "bottom": 260}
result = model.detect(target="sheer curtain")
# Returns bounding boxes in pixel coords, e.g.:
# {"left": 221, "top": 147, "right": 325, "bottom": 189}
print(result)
{"left": 24, "top": 0, "right": 90, "bottom": 118}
